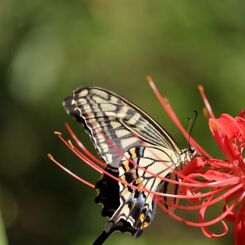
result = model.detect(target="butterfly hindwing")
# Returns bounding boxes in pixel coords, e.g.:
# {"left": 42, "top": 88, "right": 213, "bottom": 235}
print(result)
{"left": 93, "top": 144, "right": 182, "bottom": 244}
{"left": 112, "top": 145, "right": 181, "bottom": 230}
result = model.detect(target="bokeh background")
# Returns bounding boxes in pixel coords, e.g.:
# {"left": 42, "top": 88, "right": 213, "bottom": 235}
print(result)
{"left": 1, "top": 1, "right": 245, "bottom": 244}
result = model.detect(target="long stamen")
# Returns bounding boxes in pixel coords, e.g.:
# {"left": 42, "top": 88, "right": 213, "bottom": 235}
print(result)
{"left": 198, "top": 85, "right": 215, "bottom": 118}
{"left": 199, "top": 193, "right": 228, "bottom": 238}
{"left": 156, "top": 187, "right": 226, "bottom": 211}
{"left": 48, "top": 153, "right": 95, "bottom": 189}
{"left": 130, "top": 130, "right": 203, "bottom": 184}
{"left": 158, "top": 183, "right": 242, "bottom": 211}
{"left": 64, "top": 124, "right": 107, "bottom": 168}
{"left": 54, "top": 131, "right": 103, "bottom": 174}
{"left": 55, "top": 130, "right": 222, "bottom": 200}
{"left": 102, "top": 129, "right": 189, "bottom": 185}
{"left": 181, "top": 172, "right": 240, "bottom": 188}
{"left": 157, "top": 185, "right": 244, "bottom": 227}
{"left": 137, "top": 137, "right": 239, "bottom": 187}
{"left": 93, "top": 122, "right": 237, "bottom": 189}
{"left": 64, "top": 123, "right": 240, "bottom": 201}
{"left": 66, "top": 122, "right": 199, "bottom": 187}
{"left": 147, "top": 76, "right": 211, "bottom": 158}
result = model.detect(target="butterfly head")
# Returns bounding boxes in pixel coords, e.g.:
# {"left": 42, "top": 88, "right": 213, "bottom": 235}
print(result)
{"left": 181, "top": 145, "right": 198, "bottom": 163}
{"left": 188, "top": 145, "right": 197, "bottom": 156}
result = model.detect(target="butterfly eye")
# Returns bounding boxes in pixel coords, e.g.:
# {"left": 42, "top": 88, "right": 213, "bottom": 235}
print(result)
{"left": 189, "top": 146, "right": 196, "bottom": 155}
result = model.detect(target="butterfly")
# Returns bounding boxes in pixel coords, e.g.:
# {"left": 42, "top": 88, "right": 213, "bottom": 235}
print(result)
{"left": 63, "top": 86, "right": 197, "bottom": 245}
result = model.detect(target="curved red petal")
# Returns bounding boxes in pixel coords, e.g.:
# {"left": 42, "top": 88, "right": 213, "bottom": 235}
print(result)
{"left": 209, "top": 114, "right": 241, "bottom": 140}
{"left": 209, "top": 114, "right": 245, "bottom": 162}
{"left": 203, "top": 170, "right": 235, "bottom": 181}
{"left": 180, "top": 157, "right": 206, "bottom": 175}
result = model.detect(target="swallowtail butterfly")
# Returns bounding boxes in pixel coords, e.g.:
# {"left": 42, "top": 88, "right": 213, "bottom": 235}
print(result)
{"left": 63, "top": 86, "right": 197, "bottom": 245}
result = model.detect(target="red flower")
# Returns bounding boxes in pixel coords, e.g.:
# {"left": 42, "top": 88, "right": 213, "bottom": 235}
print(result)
{"left": 49, "top": 78, "right": 245, "bottom": 244}
{"left": 149, "top": 80, "right": 245, "bottom": 243}
{"left": 208, "top": 112, "right": 245, "bottom": 243}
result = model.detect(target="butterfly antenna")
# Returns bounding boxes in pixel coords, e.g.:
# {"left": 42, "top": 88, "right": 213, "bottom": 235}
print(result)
{"left": 187, "top": 110, "right": 198, "bottom": 148}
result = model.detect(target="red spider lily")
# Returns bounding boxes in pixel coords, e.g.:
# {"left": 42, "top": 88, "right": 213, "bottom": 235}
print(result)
{"left": 48, "top": 78, "right": 245, "bottom": 244}
{"left": 149, "top": 80, "right": 245, "bottom": 243}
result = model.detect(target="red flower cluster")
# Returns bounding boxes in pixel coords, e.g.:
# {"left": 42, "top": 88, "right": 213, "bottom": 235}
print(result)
{"left": 149, "top": 78, "right": 245, "bottom": 244}
{"left": 49, "top": 78, "right": 245, "bottom": 244}
{"left": 209, "top": 111, "right": 245, "bottom": 244}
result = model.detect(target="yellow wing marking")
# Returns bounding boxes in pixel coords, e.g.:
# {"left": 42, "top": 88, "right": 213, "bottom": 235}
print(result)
{"left": 139, "top": 213, "right": 145, "bottom": 222}
{"left": 141, "top": 221, "right": 149, "bottom": 229}
{"left": 121, "top": 175, "right": 127, "bottom": 184}
{"left": 135, "top": 178, "right": 141, "bottom": 185}
{"left": 123, "top": 160, "right": 130, "bottom": 172}
{"left": 129, "top": 147, "right": 137, "bottom": 158}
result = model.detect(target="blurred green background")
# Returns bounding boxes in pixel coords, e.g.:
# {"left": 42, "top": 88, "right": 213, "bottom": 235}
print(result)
{"left": 1, "top": 0, "right": 244, "bottom": 244}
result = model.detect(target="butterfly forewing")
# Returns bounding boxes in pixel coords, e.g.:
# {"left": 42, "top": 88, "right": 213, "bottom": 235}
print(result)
{"left": 63, "top": 87, "right": 181, "bottom": 168}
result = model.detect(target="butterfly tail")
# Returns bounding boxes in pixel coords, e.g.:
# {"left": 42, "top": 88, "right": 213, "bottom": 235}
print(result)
{"left": 93, "top": 224, "right": 114, "bottom": 245}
